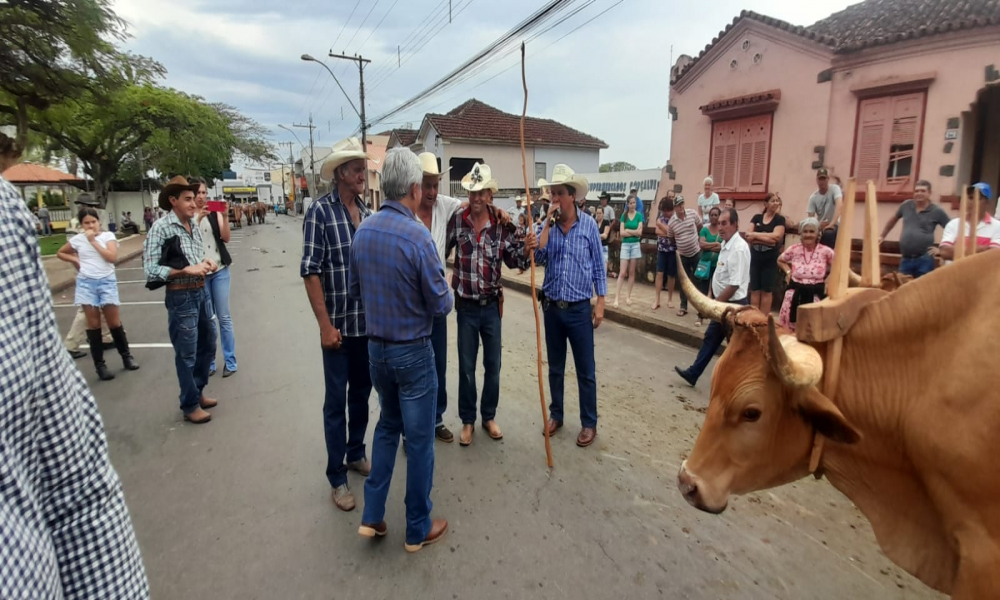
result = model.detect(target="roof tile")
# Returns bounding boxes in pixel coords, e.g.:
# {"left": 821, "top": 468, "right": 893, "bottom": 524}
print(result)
{"left": 2, "top": 163, "right": 81, "bottom": 184}
{"left": 425, "top": 99, "right": 607, "bottom": 149}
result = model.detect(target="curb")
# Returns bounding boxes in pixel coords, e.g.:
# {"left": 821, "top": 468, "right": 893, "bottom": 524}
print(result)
{"left": 48, "top": 246, "right": 146, "bottom": 294}
{"left": 501, "top": 276, "right": 712, "bottom": 352}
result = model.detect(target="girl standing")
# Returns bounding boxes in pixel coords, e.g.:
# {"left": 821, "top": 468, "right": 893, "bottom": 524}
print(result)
{"left": 57, "top": 208, "right": 139, "bottom": 380}
{"left": 193, "top": 178, "right": 238, "bottom": 377}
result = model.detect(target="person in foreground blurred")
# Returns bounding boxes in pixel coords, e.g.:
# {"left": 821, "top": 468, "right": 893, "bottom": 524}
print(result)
{"left": 0, "top": 132, "right": 149, "bottom": 599}
{"left": 351, "top": 148, "right": 452, "bottom": 553}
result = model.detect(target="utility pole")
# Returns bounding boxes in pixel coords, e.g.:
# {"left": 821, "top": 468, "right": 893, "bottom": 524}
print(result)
{"left": 292, "top": 114, "right": 317, "bottom": 199}
{"left": 277, "top": 141, "right": 294, "bottom": 204}
{"left": 328, "top": 52, "right": 372, "bottom": 203}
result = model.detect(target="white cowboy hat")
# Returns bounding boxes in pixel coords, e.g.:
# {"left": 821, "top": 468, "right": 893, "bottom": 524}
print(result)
{"left": 538, "top": 164, "right": 589, "bottom": 199}
{"left": 418, "top": 152, "right": 450, "bottom": 178}
{"left": 461, "top": 162, "right": 499, "bottom": 192}
{"left": 320, "top": 137, "right": 371, "bottom": 182}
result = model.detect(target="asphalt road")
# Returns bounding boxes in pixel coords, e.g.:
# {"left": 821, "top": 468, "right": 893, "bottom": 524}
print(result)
{"left": 52, "top": 216, "right": 941, "bottom": 600}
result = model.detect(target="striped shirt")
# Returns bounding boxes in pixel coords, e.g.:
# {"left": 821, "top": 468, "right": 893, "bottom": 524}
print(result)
{"left": 300, "top": 190, "right": 372, "bottom": 337}
{"left": 143, "top": 210, "right": 205, "bottom": 284}
{"left": 667, "top": 210, "right": 703, "bottom": 257}
{"left": 349, "top": 200, "right": 452, "bottom": 341}
{"left": 534, "top": 210, "right": 608, "bottom": 302}
{"left": 0, "top": 175, "right": 149, "bottom": 599}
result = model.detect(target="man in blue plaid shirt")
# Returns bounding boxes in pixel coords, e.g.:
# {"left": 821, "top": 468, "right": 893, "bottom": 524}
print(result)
{"left": 301, "top": 138, "right": 374, "bottom": 512}
{"left": 0, "top": 139, "right": 148, "bottom": 599}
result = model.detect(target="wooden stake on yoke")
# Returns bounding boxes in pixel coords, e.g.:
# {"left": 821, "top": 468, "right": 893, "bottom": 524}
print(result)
{"left": 955, "top": 187, "right": 969, "bottom": 261}
{"left": 519, "top": 42, "right": 554, "bottom": 468}
{"left": 970, "top": 187, "right": 981, "bottom": 257}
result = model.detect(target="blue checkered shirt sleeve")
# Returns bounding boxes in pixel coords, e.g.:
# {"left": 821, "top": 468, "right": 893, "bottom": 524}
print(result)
{"left": 0, "top": 176, "right": 149, "bottom": 599}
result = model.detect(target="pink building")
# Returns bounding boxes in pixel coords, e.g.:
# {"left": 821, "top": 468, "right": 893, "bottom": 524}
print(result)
{"left": 660, "top": 0, "right": 1000, "bottom": 242}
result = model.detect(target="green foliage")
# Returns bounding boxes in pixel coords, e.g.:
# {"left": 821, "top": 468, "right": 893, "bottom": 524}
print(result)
{"left": 600, "top": 161, "right": 637, "bottom": 173}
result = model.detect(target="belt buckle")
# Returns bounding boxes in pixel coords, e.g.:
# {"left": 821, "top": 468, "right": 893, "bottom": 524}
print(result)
{"left": 557, "top": 300, "right": 569, "bottom": 309}
{"left": 479, "top": 298, "right": 489, "bottom": 306}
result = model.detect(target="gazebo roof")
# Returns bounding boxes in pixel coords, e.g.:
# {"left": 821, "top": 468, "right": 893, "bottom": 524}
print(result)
{"left": 2, "top": 163, "right": 82, "bottom": 185}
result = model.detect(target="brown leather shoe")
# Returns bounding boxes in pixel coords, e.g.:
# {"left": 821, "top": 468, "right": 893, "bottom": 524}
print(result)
{"left": 404, "top": 518, "right": 448, "bottom": 553}
{"left": 544, "top": 418, "right": 563, "bottom": 437}
{"left": 358, "top": 520, "right": 388, "bottom": 538}
{"left": 199, "top": 396, "right": 218, "bottom": 409}
{"left": 459, "top": 424, "right": 474, "bottom": 446}
{"left": 347, "top": 458, "right": 371, "bottom": 476}
{"left": 576, "top": 427, "right": 597, "bottom": 447}
{"left": 482, "top": 420, "right": 503, "bottom": 440}
{"left": 332, "top": 484, "right": 355, "bottom": 511}
{"left": 183, "top": 407, "right": 212, "bottom": 424}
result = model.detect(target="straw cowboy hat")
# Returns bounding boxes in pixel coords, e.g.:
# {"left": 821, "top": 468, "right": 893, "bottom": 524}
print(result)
{"left": 158, "top": 175, "right": 201, "bottom": 210}
{"left": 461, "top": 162, "right": 499, "bottom": 192}
{"left": 320, "top": 137, "right": 371, "bottom": 182}
{"left": 418, "top": 152, "right": 450, "bottom": 179}
{"left": 538, "top": 164, "right": 589, "bottom": 199}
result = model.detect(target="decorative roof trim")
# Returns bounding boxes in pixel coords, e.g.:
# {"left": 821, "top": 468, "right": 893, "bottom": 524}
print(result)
{"left": 700, "top": 89, "right": 781, "bottom": 118}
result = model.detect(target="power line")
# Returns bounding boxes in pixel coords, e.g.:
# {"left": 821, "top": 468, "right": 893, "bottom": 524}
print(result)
{"left": 301, "top": 0, "right": 363, "bottom": 120}
{"left": 364, "top": 0, "right": 450, "bottom": 85}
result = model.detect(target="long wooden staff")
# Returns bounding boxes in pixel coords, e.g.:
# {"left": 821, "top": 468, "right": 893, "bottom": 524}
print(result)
{"left": 519, "top": 42, "right": 553, "bottom": 468}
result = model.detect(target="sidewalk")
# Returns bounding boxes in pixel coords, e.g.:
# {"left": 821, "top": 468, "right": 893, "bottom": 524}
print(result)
{"left": 501, "top": 266, "right": 710, "bottom": 349}
{"left": 44, "top": 234, "right": 146, "bottom": 294}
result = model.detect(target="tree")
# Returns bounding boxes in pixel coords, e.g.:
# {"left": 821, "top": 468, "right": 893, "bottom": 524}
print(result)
{"left": 600, "top": 161, "right": 637, "bottom": 173}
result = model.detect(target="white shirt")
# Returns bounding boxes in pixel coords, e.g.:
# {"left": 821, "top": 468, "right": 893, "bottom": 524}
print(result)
{"left": 429, "top": 194, "right": 463, "bottom": 265}
{"left": 712, "top": 232, "right": 750, "bottom": 301}
{"left": 198, "top": 213, "right": 226, "bottom": 270}
{"left": 601, "top": 205, "right": 615, "bottom": 222}
{"left": 70, "top": 231, "right": 117, "bottom": 279}
{"left": 940, "top": 214, "right": 1000, "bottom": 263}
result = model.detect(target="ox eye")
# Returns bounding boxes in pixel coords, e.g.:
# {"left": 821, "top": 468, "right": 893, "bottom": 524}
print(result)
{"left": 742, "top": 408, "right": 762, "bottom": 422}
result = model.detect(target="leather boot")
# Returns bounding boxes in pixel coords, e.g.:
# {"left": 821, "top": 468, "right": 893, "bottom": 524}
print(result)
{"left": 86, "top": 329, "right": 115, "bottom": 381}
{"left": 110, "top": 326, "right": 140, "bottom": 371}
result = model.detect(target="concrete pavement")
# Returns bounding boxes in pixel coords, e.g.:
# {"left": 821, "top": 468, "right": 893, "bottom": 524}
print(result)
{"left": 51, "top": 216, "right": 940, "bottom": 600}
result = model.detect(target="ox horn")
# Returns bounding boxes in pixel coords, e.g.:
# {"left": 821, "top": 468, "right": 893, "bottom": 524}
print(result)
{"left": 675, "top": 253, "right": 730, "bottom": 322}
{"left": 767, "top": 316, "right": 824, "bottom": 388}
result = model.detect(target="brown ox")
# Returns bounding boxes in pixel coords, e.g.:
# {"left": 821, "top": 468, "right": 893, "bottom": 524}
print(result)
{"left": 676, "top": 251, "right": 1000, "bottom": 599}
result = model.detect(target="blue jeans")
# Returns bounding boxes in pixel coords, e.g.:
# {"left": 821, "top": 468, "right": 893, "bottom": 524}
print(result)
{"left": 363, "top": 338, "right": 436, "bottom": 545}
{"left": 431, "top": 314, "right": 448, "bottom": 426}
{"left": 205, "top": 267, "right": 237, "bottom": 372}
{"left": 543, "top": 300, "right": 598, "bottom": 428}
{"left": 684, "top": 297, "right": 750, "bottom": 384}
{"left": 456, "top": 301, "right": 502, "bottom": 424}
{"left": 165, "top": 288, "right": 216, "bottom": 414}
{"left": 321, "top": 335, "right": 372, "bottom": 488}
{"left": 899, "top": 254, "right": 935, "bottom": 278}
{"left": 40, "top": 217, "right": 51, "bottom": 236}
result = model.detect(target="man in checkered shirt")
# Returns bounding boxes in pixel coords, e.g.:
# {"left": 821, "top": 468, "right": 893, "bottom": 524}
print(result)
{"left": 0, "top": 139, "right": 148, "bottom": 599}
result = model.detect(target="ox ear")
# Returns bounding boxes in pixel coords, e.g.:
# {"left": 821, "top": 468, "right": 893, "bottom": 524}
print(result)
{"left": 797, "top": 388, "right": 862, "bottom": 445}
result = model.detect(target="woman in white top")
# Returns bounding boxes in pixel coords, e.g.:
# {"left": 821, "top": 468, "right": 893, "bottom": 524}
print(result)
{"left": 696, "top": 176, "right": 720, "bottom": 219}
{"left": 56, "top": 207, "right": 139, "bottom": 380}
{"left": 193, "top": 178, "right": 238, "bottom": 377}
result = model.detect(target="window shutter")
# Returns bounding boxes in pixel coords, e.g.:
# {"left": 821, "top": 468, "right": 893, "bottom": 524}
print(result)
{"left": 723, "top": 143, "right": 737, "bottom": 188}
{"left": 886, "top": 93, "right": 923, "bottom": 187}
{"left": 853, "top": 93, "right": 924, "bottom": 190}
{"left": 711, "top": 113, "right": 771, "bottom": 193}
{"left": 711, "top": 121, "right": 740, "bottom": 192}
{"left": 855, "top": 97, "right": 889, "bottom": 185}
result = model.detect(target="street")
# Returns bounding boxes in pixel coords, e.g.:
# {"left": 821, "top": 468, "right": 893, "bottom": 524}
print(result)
{"left": 52, "top": 217, "right": 940, "bottom": 600}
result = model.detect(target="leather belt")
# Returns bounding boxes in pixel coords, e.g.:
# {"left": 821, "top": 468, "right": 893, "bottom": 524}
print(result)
{"left": 166, "top": 280, "right": 205, "bottom": 291}
{"left": 455, "top": 295, "right": 499, "bottom": 308}
{"left": 542, "top": 298, "right": 588, "bottom": 310}
{"left": 370, "top": 336, "right": 429, "bottom": 346}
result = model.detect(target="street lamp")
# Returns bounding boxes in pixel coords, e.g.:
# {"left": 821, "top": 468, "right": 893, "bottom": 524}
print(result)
{"left": 301, "top": 54, "right": 361, "bottom": 121}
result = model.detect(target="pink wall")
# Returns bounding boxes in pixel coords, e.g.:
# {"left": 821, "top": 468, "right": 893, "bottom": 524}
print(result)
{"left": 665, "top": 21, "right": 833, "bottom": 225}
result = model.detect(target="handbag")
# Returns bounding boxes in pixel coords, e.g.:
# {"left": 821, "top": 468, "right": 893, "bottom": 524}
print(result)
{"left": 694, "top": 257, "right": 712, "bottom": 280}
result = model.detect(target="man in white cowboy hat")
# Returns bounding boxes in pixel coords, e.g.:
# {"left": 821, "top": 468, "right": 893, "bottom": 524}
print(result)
{"left": 534, "top": 164, "right": 606, "bottom": 448}
{"left": 301, "top": 136, "right": 375, "bottom": 512}
{"left": 507, "top": 195, "right": 526, "bottom": 221}
{"left": 444, "top": 162, "right": 538, "bottom": 446}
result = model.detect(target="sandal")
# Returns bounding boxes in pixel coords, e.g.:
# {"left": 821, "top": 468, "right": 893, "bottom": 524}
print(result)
{"left": 676, "top": 310, "right": 688, "bottom": 317}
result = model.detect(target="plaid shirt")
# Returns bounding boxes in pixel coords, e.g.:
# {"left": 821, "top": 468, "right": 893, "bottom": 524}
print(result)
{"left": 349, "top": 200, "right": 452, "bottom": 341}
{"left": 0, "top": 176, "right": 149, "bottom": 599}
{"left": 446, "top": 208, "right": 528, "bottom": 300}
{"left": 534, "top": 210, "right": 608, "bottom": 302}
{"left": 142, "top": 210, "right": 205, "bottom": 284}
{"left": 300, "top": 190, "right": 371, "bottom": 337}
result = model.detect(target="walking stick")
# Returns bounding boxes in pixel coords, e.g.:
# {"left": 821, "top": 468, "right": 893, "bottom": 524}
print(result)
{"left": 519, "top": 42, "right": 554, "bottom": 468}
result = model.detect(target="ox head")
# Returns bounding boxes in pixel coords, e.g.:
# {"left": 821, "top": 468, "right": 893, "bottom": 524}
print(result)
{"left": 675, "top": 266, "right": 861, "bottom": 514}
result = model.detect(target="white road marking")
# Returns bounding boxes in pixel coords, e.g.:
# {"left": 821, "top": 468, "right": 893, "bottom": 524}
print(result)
{"left": 117, "top": 280, "right": 147, "bottom": 284}
{"left": 81, "top": 343, "right": 173, "bottom": 349}
{"left": 117, "top": 267, "right": 145, "bottom": 271}
{"left": 54, "top": 301, "right": 162, "bottom": 308}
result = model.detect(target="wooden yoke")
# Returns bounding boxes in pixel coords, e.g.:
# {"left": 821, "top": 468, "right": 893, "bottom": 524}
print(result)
{"left": 970, "top": 187, "right": 981, "bottom": 257}
{"left": 955, "top": 187, "right": 969, "bottom": 261}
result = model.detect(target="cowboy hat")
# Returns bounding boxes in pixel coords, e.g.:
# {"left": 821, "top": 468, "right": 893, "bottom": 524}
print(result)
{"left": 158, "top": 175, "right": 201, "bottom": 210}
{"left": 418, "top": 152, "right": 450, "bottom": 179}
{"left": 461, "top": 162, "right": 499, "bottom": 192}
{"left": 320, "top": 137, "right": 371, "bottom": 182}
{"left": 538, "top": 164, "right": 589, "bottom": 199}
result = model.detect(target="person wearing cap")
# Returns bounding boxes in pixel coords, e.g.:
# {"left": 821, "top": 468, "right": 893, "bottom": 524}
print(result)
{"left": 144, "top": 175, "right": 219, "bottom": 425}
{"left": 939, "top": 182, "right": 1000, "bottom": 261}
{"left": 445, "top": 163, "right": 537, "bottom": 446}
{"left": 878, "top": 179, "right": 950, "bottom": 278}
{"left": 666, "top": 194, "right": 703, "bottom": 317}
{"left": 301, "top": 137, "right": 375, "bottom": 512}
{"left": 806, "top": 168, "right": 843, "bottom": 248}
{"left": 599, "top": 191, "right": 615, "bottom": 222}
{"left": 535, "top": 164, "right": 606, "bottom": 448}
{"left": 414, "top": 151, "right": 463, "bottom": 443}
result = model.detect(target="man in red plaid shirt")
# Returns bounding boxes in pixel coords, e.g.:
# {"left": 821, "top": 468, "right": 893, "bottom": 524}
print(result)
{"left": 446, "top": 162, "right": 537, "bottom": 446}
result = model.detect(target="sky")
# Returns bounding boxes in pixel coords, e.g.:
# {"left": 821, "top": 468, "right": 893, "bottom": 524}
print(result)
{"left": 112, "top": 0, "right": 856, "bottom": 171}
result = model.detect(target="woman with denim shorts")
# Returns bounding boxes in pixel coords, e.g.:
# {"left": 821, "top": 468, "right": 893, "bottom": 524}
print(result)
{"left": 613, "top": 195, "right": 644, "bottom": 308}
{"left": 56, "top": 207, "right": 139, "bottom": 381}
{"left": 192, "top": 178, "right": 238, "bottom": 378}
